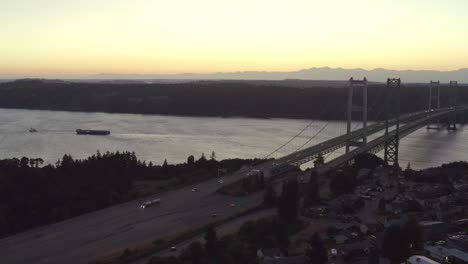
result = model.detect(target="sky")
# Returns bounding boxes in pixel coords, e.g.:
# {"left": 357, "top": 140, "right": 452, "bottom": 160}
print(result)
{"left": 1, "top": 0, "right": 468, "bottom": 78}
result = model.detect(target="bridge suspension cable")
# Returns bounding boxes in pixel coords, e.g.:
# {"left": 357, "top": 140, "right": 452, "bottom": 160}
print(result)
{"left": 262, "top": 119, "right": 317, "bottom": 159}
{"left": 262, "top": 91, "right": 347, "bottom": 159}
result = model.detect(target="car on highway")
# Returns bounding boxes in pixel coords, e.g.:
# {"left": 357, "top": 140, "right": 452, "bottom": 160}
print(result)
{"left": 230, "top": 203, "right": 236, "bottom": 207}
{"left": 211, "top": 213, "right": 218, "bottom": 218}
{"left": 140, "top": 198, "right": 161, "bottom": 209}
{"left": 218, "top": 179, "right": 224, "bottom": 184}
{"left": 170, "top": 246, "right": 177, "bottom": 251}
{"left": 192, "top": 188, "right": 198, "bottom": 192}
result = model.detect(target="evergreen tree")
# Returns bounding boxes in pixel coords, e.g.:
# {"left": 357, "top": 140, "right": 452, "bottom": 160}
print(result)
{"left": 403, "top": 219, "right": 422, "bottom": 249}
{"left": 187, "top": 155, "right": 195, "bottom": 166}
{"left": 263, "top": 184, "right": 276, "bottom": 206}
{"left": 306, "top": 232, "right": 327, "bottom": 264}
{"left": 382, "top": 226, "right": 411, "bottom": 263}
{"left": 163, "top": 159, "right": 168, "bottom": 173}
{"left": 378, "top": 197, "right": 386, "bottom": 214}
{"left": 205, "top": 225, "right": 217, "bottom": 259}
{"left": 277, "top": 179, "right": 299, "bottom": 224}
{"left": 188, "top": 241, "right": 204, "bottom": 264}
{"left": 199, "top": 153, "right": 207, "bottom": 162}
{"left": 306, "top": 170, "right": 319, "bottom": 205}
{"left": 314, "top": 153, "right": 324, "bottom": 168}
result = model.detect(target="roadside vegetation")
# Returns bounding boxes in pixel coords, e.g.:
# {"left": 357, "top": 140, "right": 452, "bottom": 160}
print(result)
{"left": 0, "top": 151, "right": 259, "bottom": 237}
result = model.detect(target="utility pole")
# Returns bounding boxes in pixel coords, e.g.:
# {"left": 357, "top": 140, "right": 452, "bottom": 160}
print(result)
{"left": 427, "top": 80, "right": 441, "bottom": 129}
{"left": 384, "top": 78, "right": 400, "bottom": 166}
{"left": 346, "top": 77, "right": 368, "bottom": 153}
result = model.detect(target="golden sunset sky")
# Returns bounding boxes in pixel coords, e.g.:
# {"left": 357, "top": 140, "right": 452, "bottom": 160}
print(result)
{"left": 2, "top": 0, "right": 468, "bottom": 78}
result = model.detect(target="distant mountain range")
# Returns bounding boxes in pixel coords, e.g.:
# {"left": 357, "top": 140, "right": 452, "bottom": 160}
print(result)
{"left": 95, "top": 67, "right": 468, "bottom": 83}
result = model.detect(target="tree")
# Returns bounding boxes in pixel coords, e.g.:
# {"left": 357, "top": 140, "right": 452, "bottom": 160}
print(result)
{"left": 20, "top": 157, "right": 29, "bottom": 168}
{"left": 330, "top": 169, "right": 356, "bottom": 196}
{"left": 210, "top": 151, "right": 216, "bottom": 161}
{"left": 187, "top": 155, "right": 195, "bottom": 166}
{"left": 406, "top": 162, "right": 411, "bottom": 170}
{"left": 305, "top": 170, "right": 319, "bottom": 205}
{"left": 205, "top": 225, "right": 217, "bottom": 259}
{"left": 378, "top": 198, "right": 386, "bottom": 214}
{"left": 353, "top": 153, "right": 384, "bottom": 170}
{"left": 277, "top": 179, "right": 299, "bottom": 224}
{"left": 273, "top": 220, "right": 290, "bottom": 251}
{"left": 263, "top": 184, "right": 277, "bottom": 206}
{"left": 188, "top": 241, "right": 204, "bottom": 264}
{"left": 368, "top": 247, "right": 380, "bottom": 264}
{"left": 306, "top": 232, "right": 327, "bottom": 264}
{"left": 163, "top": 159, "right": 169, "bottom": 173}
{"left": 403, "top": 219, "right": 422, "bottom": 249}
{"left": 382, "top": 226, "right": 410, "bottom": 263}
{"left": 199, "top": 153, "right": 207, "bottom": 163}
{"left": 314, "top": 153, "right": 324, "bottom": 168}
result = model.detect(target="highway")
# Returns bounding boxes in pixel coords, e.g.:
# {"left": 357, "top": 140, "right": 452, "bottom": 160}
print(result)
{"left": 133, "top": 208, "right": 277, "bottom": 264}
{"left": 0, "top": 171, "right": 264, "bottom": 264}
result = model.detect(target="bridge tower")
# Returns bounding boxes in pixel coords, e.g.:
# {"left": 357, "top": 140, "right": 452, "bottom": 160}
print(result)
{"left": 427, "top": 80, "right": 441, "bottom": 129}
{"left": 346, "top": 77, "right": 368, "bottom": 153}
{"left": 384, "top": 78, "right": 401, "bottom": 166}
{"left": 447, "top": 81, "right": 458, "bottom": 131}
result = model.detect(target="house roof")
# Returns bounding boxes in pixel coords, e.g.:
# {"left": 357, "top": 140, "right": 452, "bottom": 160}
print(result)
{"left": 260, "top": 255, "right": 309, "bottom": 264}
{"left": 424, "top": 245, "right": 468, "bottom": 262}
{"left": 407, "top": 255, "right": 440, "bottom": 264}
{"left": 419, "top": 221, "right": 446, "bottom": 226}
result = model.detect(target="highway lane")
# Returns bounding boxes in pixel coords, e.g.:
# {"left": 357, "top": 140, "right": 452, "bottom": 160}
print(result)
{"left": 132, "top": 208, "right": 277, "bottom": 264}
{"left": 0, "top": 170, "right": 264, "bottom": 264}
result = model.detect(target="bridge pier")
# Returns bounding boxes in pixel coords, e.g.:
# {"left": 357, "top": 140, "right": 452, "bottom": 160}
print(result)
{"left": 346, "top": 77, "right": 368, "bottom": 153}
{"left": 427, "top": 80, "right": 441, "bottom": 130}
{"left": 447, "top": 81, "right": 458, "bottom": 131}
{"left": 384, "top": 78, "right": 401, "bottom": 166}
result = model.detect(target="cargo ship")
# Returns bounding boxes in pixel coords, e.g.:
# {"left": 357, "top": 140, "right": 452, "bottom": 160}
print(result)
{"left": 76, "top": 129, "right": 110, "bottom": 135}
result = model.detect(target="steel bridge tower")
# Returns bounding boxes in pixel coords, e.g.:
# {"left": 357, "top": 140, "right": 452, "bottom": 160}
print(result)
{"left": 447, "top": 81, "right": 458, "bottom": 131}
{"left": 427, "top": 80, "right": 441, "bottom": 129}
{"left": 346, "top": 77, "right": 368, "bottom": 153}
{"left": 384, "top": 78, "right": 401, "bottom": 166}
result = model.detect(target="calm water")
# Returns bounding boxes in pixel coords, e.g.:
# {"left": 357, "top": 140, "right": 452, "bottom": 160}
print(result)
{"left": 1, "top": 108, "right": 467, "bottom": 169}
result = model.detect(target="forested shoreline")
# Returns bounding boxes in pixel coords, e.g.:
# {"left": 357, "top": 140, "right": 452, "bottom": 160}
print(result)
{"left": 1, "top": 79, "right": 467, "bottom": 120}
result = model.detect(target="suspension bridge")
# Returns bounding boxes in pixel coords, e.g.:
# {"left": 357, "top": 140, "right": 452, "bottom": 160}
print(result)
{"left": 253, "top": 78, "right": 467, "bottom": 177}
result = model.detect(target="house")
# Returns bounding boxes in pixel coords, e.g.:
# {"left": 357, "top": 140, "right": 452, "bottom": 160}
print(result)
{"left": 259, "top": 255, "right": 310, "bottom": 264}
{"left": 334, "top": 234, "right": 349, "bottom": 244}
{"left": 360, "top": 223, "right": 384, "bottom": 234}
{"left": 447, "top": 234, "right": 468, "bottom": 251}
{"left": 356, "top": 168, "right": 372, "bottom": 180}
{"left": 336, "top": 241, "right": 372, "bottom": 261}
{"left": 419, "top": 221, "right": 448, "bottom": 241}
{"left": 383, "top": 215, "right": 406, "bottom": 227}
{"left": 424, "top": 245, "right": 468, "bottom": 264}
{"left": 405, "top": 255, "right": 440, "bottom": 264}
{"left": 257, "top": 248, "right": 284, "bottom": 259}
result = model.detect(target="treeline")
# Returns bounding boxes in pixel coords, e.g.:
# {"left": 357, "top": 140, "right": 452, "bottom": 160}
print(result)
{"left": 1, "top": 80, "right": 467, "bottom": 120}
{"left": 0, "top": 151, "right": 256, "bottom": 237}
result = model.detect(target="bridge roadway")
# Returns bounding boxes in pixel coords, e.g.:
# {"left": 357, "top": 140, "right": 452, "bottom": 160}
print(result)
{"left": 316, "top": 106, "right": 468, "bottom": 174}
{"left": 268, "top": 106, "right": 463, "bottom": 171}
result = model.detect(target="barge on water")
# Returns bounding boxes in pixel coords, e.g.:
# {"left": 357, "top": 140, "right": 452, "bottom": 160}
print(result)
{"left": 76, "top": 129, "right": 110, "bottom": 136}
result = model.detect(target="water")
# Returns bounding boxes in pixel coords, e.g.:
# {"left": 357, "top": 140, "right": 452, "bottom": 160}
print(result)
{"left": 0, "top": 108, "right": 467, "bottom": 169}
